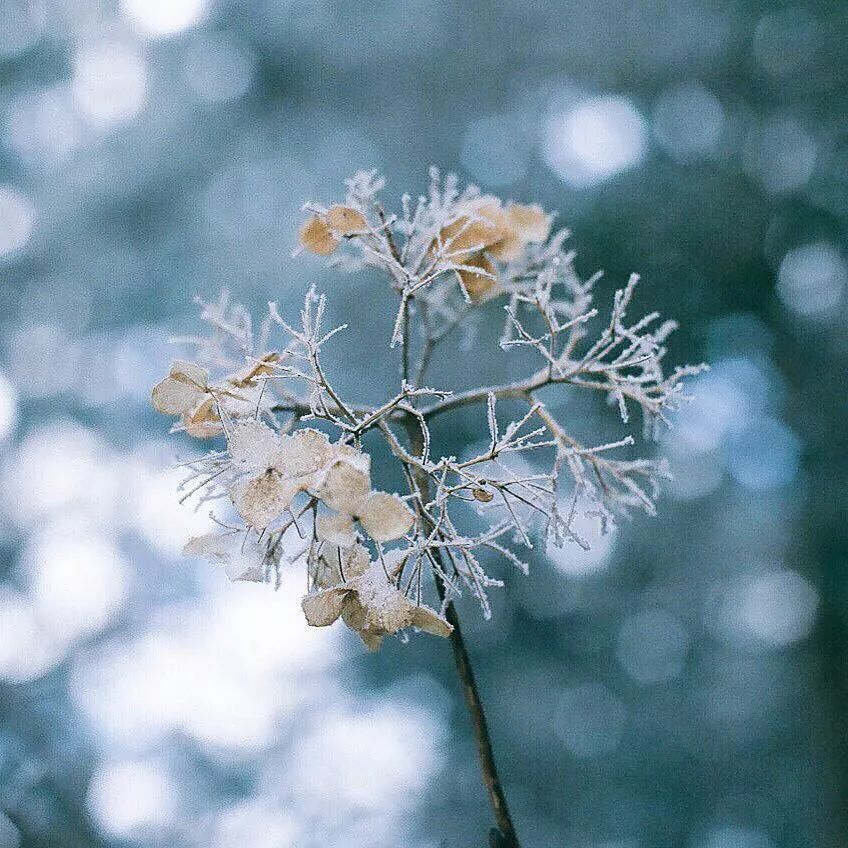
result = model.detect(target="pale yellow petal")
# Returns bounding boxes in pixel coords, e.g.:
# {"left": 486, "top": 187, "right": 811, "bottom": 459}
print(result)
{"left": 299, "top": 215, "right": 338, "bottom": 255}
{"left": 359, "top": 491, "right": 414, "bottom": 542}
{"left": 325, "top": 204, "right": 367, "bottom": 236}
{"left": 302, "top": 587, "right": 348, "bottom": 627}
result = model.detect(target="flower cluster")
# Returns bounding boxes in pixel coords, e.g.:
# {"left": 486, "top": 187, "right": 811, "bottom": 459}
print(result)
{"left": 153, "top": 168, "right": 704, "bottom": 650}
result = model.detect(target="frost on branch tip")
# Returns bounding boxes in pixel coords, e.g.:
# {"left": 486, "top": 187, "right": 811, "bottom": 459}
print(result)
{"left": 152, "top": 167, "right": 705, "bottom": 650}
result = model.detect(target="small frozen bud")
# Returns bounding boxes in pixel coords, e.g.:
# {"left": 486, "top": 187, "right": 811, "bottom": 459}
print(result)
{"left": 472, "top": 487, "right": 494, "bottom": 503}
{"left": 359, "top": 491, "right": 414, "bottom": 542}
{"left": 325, "top": 204, "right": 367, "bottom": 236}
{"left": 456, "top": 252, "right": 498, "bottom": 300}
{"left": 151, "top": 360, "right": 209, "bottom": 415}
{"left": 299, "top": 215, "right": 338, "bottom": 255}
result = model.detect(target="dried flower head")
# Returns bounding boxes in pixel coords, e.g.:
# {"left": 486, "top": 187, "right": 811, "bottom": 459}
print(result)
{"left": 156, "top": 167, "right": 704, "bottom": 651}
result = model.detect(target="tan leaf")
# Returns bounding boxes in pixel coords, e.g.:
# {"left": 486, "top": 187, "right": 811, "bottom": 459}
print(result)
{"left": 325, "top": 204, "right": 367, "bottom": 236}
{"left": 359, "top": 491, "right": 414, "bottom": 542}
{"left": 229, "top": 352, "right": 282, "bottom": 387}
{"left": 472, "top": 487, "right": 494, "bottom": 503}
{"left": 228, "top": 419, "right": 280, "bottom": 474}
{"left": 439, "top": 197, "right": 507, "bottom": 260}
{"left": 299, "top": 215, "right": 338, "bottom": 255}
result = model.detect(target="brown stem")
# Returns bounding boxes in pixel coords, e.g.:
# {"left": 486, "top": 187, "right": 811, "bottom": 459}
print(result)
{"left": 405, "top": 421, "right": 521, "bottom": 848}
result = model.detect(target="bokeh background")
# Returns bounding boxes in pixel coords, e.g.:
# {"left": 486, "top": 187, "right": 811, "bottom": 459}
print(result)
{"left": 0, "top": 1, "right": 846, "bottom": 846}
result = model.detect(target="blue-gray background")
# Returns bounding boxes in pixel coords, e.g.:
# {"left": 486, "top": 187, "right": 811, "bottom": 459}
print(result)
{"left": 0, "top": 1, "right": 846, "bottom": 847}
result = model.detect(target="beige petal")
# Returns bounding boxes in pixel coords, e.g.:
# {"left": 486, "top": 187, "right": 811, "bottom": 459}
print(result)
{"left": 316, "top": 513, "right": 357, "bottom": 547}
{"left": 228, "top": 419, "right": 280, "bottom": 473}
{"left": 299, "top": 215, "right": 338, "bottom": 255}
{"left": 358, "top": 630, "right": 384, "bottom": 651}
{"left": 359, "top": 491, "right": 414, "bottom": 542}
{"left": 182, "top": 397, "right": 221, "bottom": 438}
{"left": 302, "top": 587, "right": 349, "bottom": 627}
{"left": 277, "top": 428, "right": 333, "bottom": 479}
{"left": 456, "top": 252, "right": 498, "bottom": 299}
{"left": 183, "top": 531, "right": 266, "bottom": 582}
{"left": 151, "top": 361, "right": 209, "bottom": 415}
{"left": 313, "top": 543, "right": 371, "bottom": 589}
{"left": 325, "top": 204, "right": 367, "bottom": 236}
{"left": 439, "top": 198, "right": 507, "bottom": 259}
{"left": 506, "top": 202, "right": 551, "bottom": 243}
{"left": 412, "top": 605, "right": 453, "bottom": 638}
{"left": 229, "top": 352, "right": 282, "bottom": 388}
{"left": 230, "top": 471, "right": 300, "bottom": 528}
{"left": 319, "top": 454, "right": 371, "bottom": 515}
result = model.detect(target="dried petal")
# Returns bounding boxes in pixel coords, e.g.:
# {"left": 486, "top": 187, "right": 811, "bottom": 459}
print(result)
{"left": 412, "top": 605, "right": 453, "bottom": 638}
{"left": 318, "top": 453, "right": 371, "bottom": 515}
{"left": 278, "top": 428, "right": 333, "bottom": 479}
{"left": 506, "top": 202, "right": 551, "bottom": 243}
{"left": 456, "top": 252, "right": 498, "bottom": 299}
{"left": 299, "top": 215, "right": 338, "bottom": 255}
{"left": 326, "top": 204, "right": 367, "bottom": 236}
{"left": 313, "top": 543, "right": 370, "bottom": 589}
{"left": 302, "top": 586, "right": 349, "bottom": 626}
{"left": 229, "top": 352, "right": 282, "bottom": 387}
{"left": 230, "top": 472, "right": 300, "bottom": 528}
{"left": 151, "top": 361, "right": 209, "bottom": 415}
{"left": 182, "top": 397, "right": 221, "bottom": 438}
{"left": 439, "top": 197, "right": 507, "bottom": 260}
{"left": 183, "top": 531, "right": 267, "bottom": 582}
{"left": 359, "top": 491, "right": 414, "bottom": 542}
{"left": 472, "top": 487, "right": 494, "bottom": 503}
{"left": 316, "top": 513, "right": 357, "bottom": 547}
{"left": 229, "top": 420, "right": 280, "bottom": 474}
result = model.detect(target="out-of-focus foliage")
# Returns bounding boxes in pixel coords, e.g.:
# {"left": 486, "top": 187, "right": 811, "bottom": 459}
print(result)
{"left": 0, "top": 1, "right": 845, "bottom": 847}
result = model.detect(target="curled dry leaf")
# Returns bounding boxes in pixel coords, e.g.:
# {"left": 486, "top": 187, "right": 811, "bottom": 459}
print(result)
{"left": 299, "top": 215, "right": 338, "bottom": 255}
{"left": 229, "top": 352, "right": 282, "bottom": 388}
{"left": 439, "top": 196, "right": 507, "bottom": 260}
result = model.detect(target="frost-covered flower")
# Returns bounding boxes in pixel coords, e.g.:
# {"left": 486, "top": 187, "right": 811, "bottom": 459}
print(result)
{"left": 302, "top": 549, "right": 452, "bottom": 650}
{"left": 299, "top": 204, "right": 368, "bottom": 255}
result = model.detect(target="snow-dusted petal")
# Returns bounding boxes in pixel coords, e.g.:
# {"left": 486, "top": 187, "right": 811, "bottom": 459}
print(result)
{"left": 318, "top": 453, "right": 371, "bottom": 515}
{"left": 439, "top": 197, "right": 507, "bottom": 259}
{"left": 359, "top": 491, "right": 414, "bottom": 542}
{"left": 151, "top": 361, "right": 209, "bottom": 415}
{"left": 302, "top": 586, "right": 349, "bottom": 627}
{"left": 230, "top": 472, "right": 300, "bottom": 528}
{"left": 316, "top": 513, "right": 357, "bottom": 547}
{"left": 278, "top": 428, "right": 333, "bottom": 479}
{"left": 313, "top": 543, "right": 371, "bottom": 589}
{"left": 326, "top": 204, "right": 367, "bottom": 236}
{"left": 183, "top": 531, "right": 266, "bottom": 582}
{"left": 412, "top": 605, "right": 453, "bottom": 638}
{"left": 228, "top": 420, "right": 280, "bottom": 474}
{"left": 182, "top": 396, "right": 221, "bottom": 438}
{"left": 299, "top": 215, "right": 338, "bottom": 255}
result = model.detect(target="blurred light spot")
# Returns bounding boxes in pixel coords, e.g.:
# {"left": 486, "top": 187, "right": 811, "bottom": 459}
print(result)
{"left": 289, "top": 700, "right": 443, "bottom": 810}
{"left": 665, "top": 444, "right": 724, "bottom": 501}
{"left": 121, "top": 0, "right": 208, "bottom": 37}
{"left": 753, "top": 8, "right": 819, "bottom": 78}
{"left": 460, "top": 115, "right": 531, "bottom": 187}
{"left": 0, "top": 371, "right": 18, "bottom": 441}
{"left": 738, "top": 569, "right": 818, "bottom": 647}
{"left": 549, "top": 508, "right": 616, "bottom": 577}
{"left": 554, "top": 683, "right": 626, "bottom": 757}
{"left": 212, "top": 801, "right": 298, "bottom": 848}
{"left": 0, "top": 187, "right": 35, "bottom": 258}
{"left": 4, "top": 86, "right": 84, "bottom": 166}
{"left": 653, "top": 81, "right": 724, "bottom": 162}
{"left": 71, "top": 43, "right": 147, "bottom": 128}
{"left": 694, "top": 824, "right": 776, "bottom": 848}
{"left": 543, "top": 95, "right": 647, "bottom": 188}
{"left": 0, "top": 811, "right": 20, "bottom": 848}
{"left": 670, "top": 357, "right": 774, "bottom": 453}
{"left": 0, "top": 588, "right": 65, "bottom": 682}
{"left": 616, "top": 608, "right": 690, "bottom": 684}
{"left": 7, "top": 324, "right": 78, "bottom": 398}
{"left": 1, "top": 421, "right": 120, "bottom": 528}
{"left": 777, "top": 242, "right": 846, "bottom": 320}
{"left": 744, "top": 116, "right": 816, "bottom": 194}
{"left": 182, "top": 32, "right": 256, "bottom": 103}
{"left": 87, "top": 759, "right": 177, "bottom": 839}
{"left": 0, "top": 0, "right": 46, "bottom": 58}
{"left": 726, "top": 416, "right": 800, "bottom": 490}
{"left": 22, "top": 527, "right": 128, "bottom": 645}
{"left": 705, "top": 312, "right": 773, "bottom": 360}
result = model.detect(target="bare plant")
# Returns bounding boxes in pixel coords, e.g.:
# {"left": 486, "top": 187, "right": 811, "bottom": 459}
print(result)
{"left": 151, "top": 168, "right": 705, "bottom": 847}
